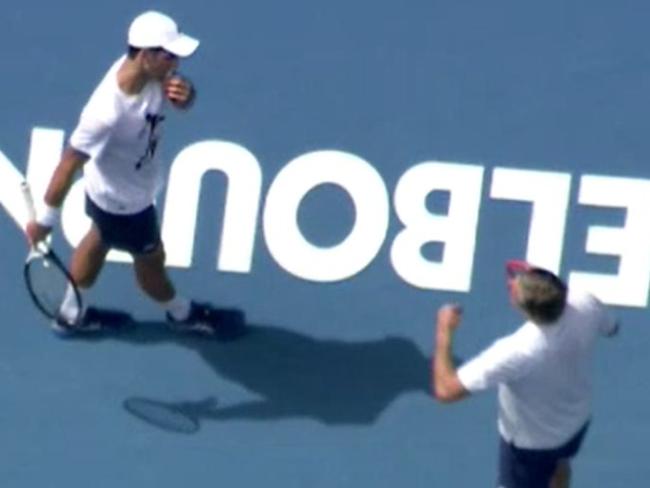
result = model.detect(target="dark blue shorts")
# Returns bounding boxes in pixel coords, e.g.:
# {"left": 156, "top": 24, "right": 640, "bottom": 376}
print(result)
{"left": 497, "top": 421, "right": 590, "bottom": 488}
{"left": 85, "top": 195, "right": 161, "bottom": 255}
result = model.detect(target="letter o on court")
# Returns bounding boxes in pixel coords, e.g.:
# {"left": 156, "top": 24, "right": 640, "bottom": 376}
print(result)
{"left": 263, "top": 151, "right": 389, "bottom": 281}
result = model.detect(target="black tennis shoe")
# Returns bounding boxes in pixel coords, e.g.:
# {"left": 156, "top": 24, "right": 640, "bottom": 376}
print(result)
{"left": 51, "top": 307, "right": 133, "bottom": 336}
{"left": 166, "top": 301, "right": 224, "bottom": 336}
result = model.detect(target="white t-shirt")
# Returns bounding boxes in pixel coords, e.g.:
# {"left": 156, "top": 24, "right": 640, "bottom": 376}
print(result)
{"left": 70, "top": 56, "right": 166, "bottom": 215}
{"left": 457, "top": 289, "right": 617, "bottom": 449}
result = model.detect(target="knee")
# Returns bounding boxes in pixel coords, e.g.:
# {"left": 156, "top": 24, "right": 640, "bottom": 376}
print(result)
{"left": 149, "top": 243, "right": 166, "bottom": 264}
{"left": 135, "top": 243, "right": 166, "bottom": 269}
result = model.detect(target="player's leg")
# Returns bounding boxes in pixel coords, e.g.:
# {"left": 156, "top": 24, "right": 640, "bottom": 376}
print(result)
{"left": 132, "top": 243, "right": 176, "bottom": 303}
{"left": 125, "top": 217, "right": 190, "bottom": 318}
{"left": 54, "top": 223, "right": 132, "bottom": 334}
{"left": 548, "top": 421, "right": 589, "bottom": 488}
{"left": 497, "top": 436, "right": 555, "bottom": 488}
{"left": 124, "top": 205, "right": 225, "bottom": 335}
{"left": 55, "top": 224, "right": 109, "bottom": 327}
{"left": 549, "top": 460, "right": 571, "bottom": 488}
{"left": 69, "top": 224, "right": 109, "bottom": 288}
{"left": 54, "top": 195, "right": 133, "bottom": 332}
{"left": 132, "top": 243, "right": 224, "bottom": 335}
{"left": 88, "top": 200, "right": 180, "bottom": 309}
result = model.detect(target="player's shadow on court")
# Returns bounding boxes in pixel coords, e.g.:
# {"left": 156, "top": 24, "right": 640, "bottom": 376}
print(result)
{"left": 80, "top": 309, "right": 433, "bottom": 433}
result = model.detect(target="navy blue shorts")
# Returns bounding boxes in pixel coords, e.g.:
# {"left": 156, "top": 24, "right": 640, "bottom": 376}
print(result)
{"left": 497, "top": 421, "right": 590, "bottom": 488}
{"left": 85, "top": 195, "right": 161, "bottom": 255}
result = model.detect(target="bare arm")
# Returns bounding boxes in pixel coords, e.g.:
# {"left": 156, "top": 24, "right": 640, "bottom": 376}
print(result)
{"left": 44, "top": 147, "right": 89, "bottom": 206}
{"left": 432, "top": 304, "right": 469, "bottom": 403}
{"left": 25, "top": 147, "right": 88, "bottom": 245}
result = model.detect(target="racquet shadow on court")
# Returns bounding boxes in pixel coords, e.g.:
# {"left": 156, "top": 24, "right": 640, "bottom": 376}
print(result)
{"left": 73, "top": 308, "right": 434, "bottom": 433}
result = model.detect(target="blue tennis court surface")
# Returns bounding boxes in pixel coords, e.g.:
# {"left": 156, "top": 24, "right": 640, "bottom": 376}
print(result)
{"left": 2, "top": 1, "right": 650, "bottom": 486}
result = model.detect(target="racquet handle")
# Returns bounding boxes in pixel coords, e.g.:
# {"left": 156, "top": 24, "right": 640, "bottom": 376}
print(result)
{"left": 21, "top": 181, "right": 37, "bottom": 222}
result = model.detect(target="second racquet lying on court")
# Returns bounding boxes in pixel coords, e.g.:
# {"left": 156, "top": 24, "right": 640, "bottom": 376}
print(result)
{"left": 22, "top": 181, "right": 83, "bottom": 326}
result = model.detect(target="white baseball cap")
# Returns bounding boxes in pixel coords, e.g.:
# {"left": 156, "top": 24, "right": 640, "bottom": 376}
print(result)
{"left": 128, "top": 11, "right": 199, "bottom": 57}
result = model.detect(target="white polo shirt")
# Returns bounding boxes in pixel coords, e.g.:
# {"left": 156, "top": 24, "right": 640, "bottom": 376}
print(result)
{"left": 70, "top": 55, "right": 166, "bottom": 215}
{"left": 457, "top": 288, "right": 617, "bottom": 449}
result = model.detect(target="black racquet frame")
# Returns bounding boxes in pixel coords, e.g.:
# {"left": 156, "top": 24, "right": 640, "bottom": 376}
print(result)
{"left": 23, "top": 244, "right": 83, "bottom": 323}
{"left": 21, "top": 181, "right": 83, "bottom": 324}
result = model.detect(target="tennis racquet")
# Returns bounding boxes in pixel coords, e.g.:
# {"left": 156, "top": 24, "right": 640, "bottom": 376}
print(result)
{"left": 22, "top": 181, "right": 83, "bottom": 325}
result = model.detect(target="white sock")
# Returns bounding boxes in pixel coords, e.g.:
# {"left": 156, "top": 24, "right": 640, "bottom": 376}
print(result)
{"left": 163, "top": 295, "right": 191, "bottom": 321}
{"left": 59, "top": 283, "right": 84, "bottom": 324}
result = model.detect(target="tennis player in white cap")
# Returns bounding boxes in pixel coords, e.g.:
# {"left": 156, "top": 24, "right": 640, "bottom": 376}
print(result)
{"left": 25, "top": 11, "right": 227, "bottom": 336}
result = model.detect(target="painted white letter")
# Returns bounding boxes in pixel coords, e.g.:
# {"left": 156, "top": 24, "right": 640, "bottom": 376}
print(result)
{"left": 490, "top": 168, "right": 571, "bottom": 272}
{"left": 264, "top": 150, "right": 389, "bottom": 281}
{"left": 162, "top": 141, "right": 262, "bottom": 271}
{"left": 0, "top": 127, "right": 64, "bottom": 228}
{"left": 569, "top": 175, "right": 650, "bottom": 307}
{"left": 391, "top": 162, "right": 483, "bottom": 291}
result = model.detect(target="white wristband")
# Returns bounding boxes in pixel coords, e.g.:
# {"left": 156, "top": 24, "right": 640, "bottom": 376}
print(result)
{"left": 37, "top": 204, "right": 61, "bottom": 227}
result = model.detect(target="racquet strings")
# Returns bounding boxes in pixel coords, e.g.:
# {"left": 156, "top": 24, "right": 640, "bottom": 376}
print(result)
{"left": 25, "top": 253, "right": 74, "bottom": 320}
